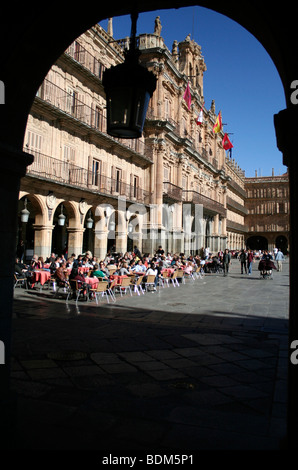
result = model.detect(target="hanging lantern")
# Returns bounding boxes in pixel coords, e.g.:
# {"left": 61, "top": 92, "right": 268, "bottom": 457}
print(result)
{"left": 58, "top": 204, "right": 66, "bottom": 226}
{"left": 86, "top": 211, "right": 94, "bottom": 229}
{"left": 20, "top": 197, "right": 30, "bottom": 223}
{"left": 102, "top": 12, "right": 156, "bottom": 139}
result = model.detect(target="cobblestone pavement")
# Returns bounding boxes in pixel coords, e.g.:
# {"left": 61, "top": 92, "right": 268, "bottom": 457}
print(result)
{"left": 8, "top": 259, "right": 289, "bottom": 451}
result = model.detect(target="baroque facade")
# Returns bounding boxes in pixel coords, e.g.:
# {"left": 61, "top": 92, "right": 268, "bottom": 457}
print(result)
{"left": 245, "top": 169, "right": 290, "bottom": 253}
{"left": 18, "top": 17, "right": 246, "bottom": 261}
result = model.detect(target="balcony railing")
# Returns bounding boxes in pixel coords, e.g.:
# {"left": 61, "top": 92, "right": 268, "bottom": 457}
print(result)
{"left": 163, "top": 182, "right": 183, "bottom": 202}
{"left": 227, "top": 220, "right": 249, "bottom": 233}
{"left": 36, "top": 79, "right": 148, "bottom": 159}
{"left": 24, "top": 149, "right": 150, "bottom": 204}
{"left": 183, "top": 190, "right": 227, "bottom": 217}
{"left": 65, "top": 41, "right": 107, "bottom": 80}
{"left": 226, "top": 196, "right": 248, "bottom": 215}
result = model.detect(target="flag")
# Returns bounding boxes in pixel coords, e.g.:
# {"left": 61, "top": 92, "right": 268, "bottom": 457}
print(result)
{"left": 213, "top": 110, "right": 222, "bottom": 133}
{"left": 222, "top": 133, "right": 233, "bottom": 150}
{"left": 183, "top": 82, "right": 191, "bottom": 110}
{"left": 196, "top": 107, "right": 203, "bottom": 125}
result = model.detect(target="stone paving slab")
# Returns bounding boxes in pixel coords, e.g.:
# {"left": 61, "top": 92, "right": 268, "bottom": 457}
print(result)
{"left": 6, "top": 260, "right": 289, "bottom": 451}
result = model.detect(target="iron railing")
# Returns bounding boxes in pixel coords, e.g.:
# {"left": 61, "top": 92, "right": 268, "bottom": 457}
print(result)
{"left": 163, "top": 182, "right": 183, "bottom": 202}
{"left": 36, "top": 79, "right": 148, "bottom": 159}
{"left": 183, "top": 190, "right": 227, "bottom": 217}
{"left": 24, "top": 149, "right": 150, "bottom": 204}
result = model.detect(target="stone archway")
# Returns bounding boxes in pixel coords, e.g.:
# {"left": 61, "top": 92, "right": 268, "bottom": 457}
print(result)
{"left": 246, "top": 235, "right": 268, "bottom": 251}
{"left": 1, "top": 2, "right": 298, "bottom": 449}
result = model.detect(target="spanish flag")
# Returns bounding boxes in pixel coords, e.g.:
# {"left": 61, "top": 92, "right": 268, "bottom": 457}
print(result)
{"left": 213, "top": 111, "right": 222, "bottom": 134}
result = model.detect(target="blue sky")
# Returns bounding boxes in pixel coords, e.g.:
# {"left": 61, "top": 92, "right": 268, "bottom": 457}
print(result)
{"left": 100, "top": 6, "right": 287, "bottom": 178}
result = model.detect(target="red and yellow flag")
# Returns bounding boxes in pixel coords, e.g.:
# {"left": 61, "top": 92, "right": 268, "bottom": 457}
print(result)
{"left": 213, "top": 111, "right": 222, "bottom": 134}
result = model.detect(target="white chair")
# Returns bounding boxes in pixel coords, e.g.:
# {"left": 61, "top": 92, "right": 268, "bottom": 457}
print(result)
{"left": 133, "top": 275, "right": 145, "bottom": 295}
{"left": 161, "top": 271, "right": 170, "bottom": 288}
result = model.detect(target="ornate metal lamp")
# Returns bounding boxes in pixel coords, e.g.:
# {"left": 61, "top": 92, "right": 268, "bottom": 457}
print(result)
{"left": 20, "top": 197, "right": 30, "bottom": 223}
{"left": 102, "top": 12, "right": 157, "bottom": 139}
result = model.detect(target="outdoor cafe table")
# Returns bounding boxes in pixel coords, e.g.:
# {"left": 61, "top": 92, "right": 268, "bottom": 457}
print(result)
{"left": 161, "top": 268, "right": 175, "bottom": 275}
{"left": 85, "top": 277, "right": 99, "bottom": 289}
{"left": 110, "top": 275, "right": 128, "bottom": 285}
{"left": 31, "top": 270, "right": 51, "bottom": 288}
{"left": 78, "top": 266, "right": 91, "bottom": 274}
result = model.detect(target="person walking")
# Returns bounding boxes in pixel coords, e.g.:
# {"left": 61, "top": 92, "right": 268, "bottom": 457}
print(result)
{"left": 275, "top": 249, "right": 285, "bottom": 271}
{"left": 223, "top": 249, "right": 231, "bottom": 276}
{"left": 239, "top": 249, "right": 247, "bottom": 274}
{"left": 247, "top": 249, "right": 254, "bottom": 275}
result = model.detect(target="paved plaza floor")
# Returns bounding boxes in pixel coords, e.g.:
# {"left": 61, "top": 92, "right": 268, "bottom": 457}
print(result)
{"left": 7, "top": 258, "right": 289, "bottom": 452}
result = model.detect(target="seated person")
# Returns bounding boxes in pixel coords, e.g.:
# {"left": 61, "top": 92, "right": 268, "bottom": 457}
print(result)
{"left": 119, "top": 262, "right": 131, "bottom": 276}
{"left": 131, "top": 259, "right": 146, "bottom": 274}
{"left": 37, "top": 256, "right": 44, "bottom": 269}
{"left": 15, "top": 257, "right": 32, "bottom": 286}
{"left": 143, "top": 262, "right": 158, "bottom": 290}
{"left": 98, "top": 262, "right": 110, "bottom": 276}
{"left": 69, "top": 267, "right": 90, "bottom": 298}
{"left": 30, "top": 254, "right": 40, "bottom": 270}
{"left": 91, "top": 263, "right": 109, "bottom": 281}
{"left": 55, "top": 262, "right": 69, "bottom": 287}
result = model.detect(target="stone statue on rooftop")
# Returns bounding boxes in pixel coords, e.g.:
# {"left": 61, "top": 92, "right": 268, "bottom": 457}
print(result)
{"left": 154, "top": 16, "right": 162, "bottom": 36}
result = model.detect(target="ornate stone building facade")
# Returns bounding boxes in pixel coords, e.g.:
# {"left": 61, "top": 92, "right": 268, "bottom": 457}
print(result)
{"left": 18, "top": 18, "right": 246, "bottom": 260}
{"left": 245, "top": 170, "right": 290, "bottom": 253}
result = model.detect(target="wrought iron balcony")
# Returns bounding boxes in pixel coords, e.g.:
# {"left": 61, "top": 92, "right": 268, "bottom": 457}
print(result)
{"left": 24, "top": 149, "right": 150, "bottom": 204}
{"left": 35, "top": 79, "right": 150, "bottom": 162}
{"left": 183, "top": 190, "right": 227, "bottom": 217}
{"left": 163, "top": 182, "right": 183, "bottom": 202}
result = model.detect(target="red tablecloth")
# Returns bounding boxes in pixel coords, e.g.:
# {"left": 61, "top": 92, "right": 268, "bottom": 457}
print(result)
{"left": 85, "top": 277, "right": 99, "bottom": 289}
{"left": 161, "top": 268, "right": 175, "bottom": 275}
{"left": 78, "top": 266, "right": 91, "bottom": 274}
{"left": 31, "top": 270, "right": 51, "bottom": 287}
{"left": 110, "top": 275, "right": 128, "bottom": 285}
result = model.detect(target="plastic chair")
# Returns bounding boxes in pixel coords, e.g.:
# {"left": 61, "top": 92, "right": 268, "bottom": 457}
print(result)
{"left": 90, "top": 281, "right": 110, "bottom": 304}
{"left": 133, "top": 275, "right": 145, "bottom": 295}
{"left": 118, "top": 277, "right": 132, "bottom": 296}
{"left": 175, "top": 269, "right": 185, "bottom": 284}
{"left": 144, "top": 274, "right": 156, "bottom": 292}
{"left": 161, "top": 271, "right": 170, "bottom": 288}
{"left": 170, "top": 270, "right": 179, "bottom": 287}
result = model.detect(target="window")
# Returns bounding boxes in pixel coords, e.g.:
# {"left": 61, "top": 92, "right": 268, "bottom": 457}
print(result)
{"left": 163, "top": 166, "right": 170, "bottom": 182}
{"left": 115, "top": 168, "right": 121, "bottom": 193}
{"left": 133, "top": 175, "right": 138, "bottom": 198}
{"left": 26, "top": 131, "right": 42, "bottom": 156}
{"left": 63, "top": 145, "right": 75, "bottom": 163}
{"left": 66, "top": 87, "right": 77, "bottom": 115}
{"left": 92, "top": 159, "right": 101, "bottom": 187}
{"left": 94, "top": 105, "right": 103, "bottom": 131}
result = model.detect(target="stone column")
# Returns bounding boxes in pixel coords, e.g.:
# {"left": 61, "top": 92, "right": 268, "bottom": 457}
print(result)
{"left": 115, "top": 231, "right": 127, "bottom": 255}
{"left": 212, "top": 213, "right": 220, "bottom": 252}
{"left": 67, "top": 227, "right": 85, "bottom": 257}
{"left": 93, "top": 229, "right": 108, "bottom": 261}
{"left": 32, "top": 224, "right": 54, "bottom": 259}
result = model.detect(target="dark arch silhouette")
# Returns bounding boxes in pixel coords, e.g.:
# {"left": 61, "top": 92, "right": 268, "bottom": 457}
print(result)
{"left": 1, "top": 1, "right": 298, "bottom": 449}
{"left": 246, "top": 235, "right": 268, "bottom": 251}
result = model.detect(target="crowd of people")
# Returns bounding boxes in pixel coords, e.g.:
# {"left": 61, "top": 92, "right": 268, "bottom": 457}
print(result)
{"left": 14, "top": 244, "right": 287, "bottom": 296}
